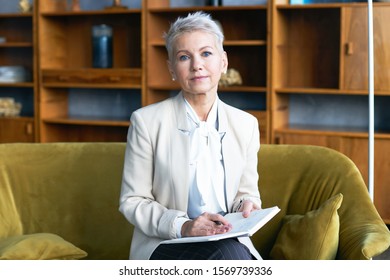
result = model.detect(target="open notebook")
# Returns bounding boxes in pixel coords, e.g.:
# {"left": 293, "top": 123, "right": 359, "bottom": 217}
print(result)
{"left": 160, "top": 206, "right": 280, "bottom": 244}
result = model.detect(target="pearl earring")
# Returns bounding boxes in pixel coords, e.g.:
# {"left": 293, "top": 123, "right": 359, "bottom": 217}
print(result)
{"left": 172, "top": 77, "right": 175, "bottom": 81}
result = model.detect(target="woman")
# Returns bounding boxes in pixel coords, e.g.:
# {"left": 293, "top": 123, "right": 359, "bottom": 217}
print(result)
{"left": 119, "top": 11, "right": 262, "bottom": 260}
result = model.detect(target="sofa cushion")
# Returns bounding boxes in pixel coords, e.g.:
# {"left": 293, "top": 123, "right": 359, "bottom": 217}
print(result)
{"left": 0, "top": 233, "right": 87, "bottom": 260}
{"left": 269, "top": 193, "right": 343, "bottom": 260}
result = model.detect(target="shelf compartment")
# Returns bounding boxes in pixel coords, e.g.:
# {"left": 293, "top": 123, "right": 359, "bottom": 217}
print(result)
{"left": 41, "top": 68, "right": 141, "bottom": 88}
{"left": 147, "top": 9, "right": 267, "bottom": 42}
{"left": 0, "top": 48, "right": 34, "bottom": 70}
{"left": 148, "top": 5, "right": 268, "bottom": 12}
{"left": 42, "top": 117, "right": 129, "bottom": 127}
{"left": 224, "top": 45, "right": 267, "bottom": 87}
{"left": 274, "top": 7, "right": 340, "bottom": 89}
{"left": 40, "top": 88, "right": 140, "bottom": 128}
{"left": 39, "top": 122, "right": 129, "bottom": 143}
{"left": 219, "top": 91, "right": 267, "bottom": 110}
{"left": 39, "top": 0, "right": 141, "bottom": 15}
{"left": 39, "top": 13, "right": 141, "bottom": 69}
{"left": 150, "top": 39, "right": 267, "bottom": 47}
{"left": 272, "top": 93, "right": 390, "bottom": 141}
{"left": 277, "top": 2, "right": 390, "bottom": 9}
{"left": 0, "top": 16, "right": 33, "bottom": 44}
{"left": 0, "top": 88, "right": 34, "bottom": 117}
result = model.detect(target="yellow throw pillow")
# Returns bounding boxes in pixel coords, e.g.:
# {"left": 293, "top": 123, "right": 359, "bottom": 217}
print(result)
{"left": 270, "top": 193, "right": 343, "bottom": 260}
{"left": 0, "top": 233, "right": 87, "bottom": 260}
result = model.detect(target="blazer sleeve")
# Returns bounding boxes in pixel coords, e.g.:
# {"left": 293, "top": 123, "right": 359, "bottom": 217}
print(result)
{"left": 231, "top": 115, "right": 262, "bottom": 212}
{"left": 119, "top": 110, "right": 187, "bottom": 240}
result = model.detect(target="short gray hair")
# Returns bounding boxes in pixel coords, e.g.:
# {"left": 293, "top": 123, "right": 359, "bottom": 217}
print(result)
{"left": 164, "top": 11, "right": 224, "bottom": 62}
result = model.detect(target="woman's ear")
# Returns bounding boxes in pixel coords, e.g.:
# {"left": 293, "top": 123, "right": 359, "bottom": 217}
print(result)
{"left": 222, "top": 51, "right": 228, "bottom": 73}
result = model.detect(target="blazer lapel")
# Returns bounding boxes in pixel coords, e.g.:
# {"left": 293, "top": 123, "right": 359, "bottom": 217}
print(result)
{"left": 218, "top": 100, "right": 236, "bottom": 212}
{"left": 170, "top": 93, "right": 190, "bottom": 211}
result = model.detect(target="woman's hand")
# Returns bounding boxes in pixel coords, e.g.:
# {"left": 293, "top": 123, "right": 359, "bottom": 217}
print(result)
{"left": 239, "top": 200, "right": 261, "bottom": 218}
{"left": 181, "top": 212, "right": 232, "bottom": 237}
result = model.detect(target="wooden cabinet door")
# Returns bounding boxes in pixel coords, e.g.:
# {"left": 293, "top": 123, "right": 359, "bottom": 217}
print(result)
{"left": 0, "top": 118, "right": 34, "bottom": 143}
{"left": 371, "top": 6, "right": 390, "bottom": 91}
{"left": 341, "top": 137, "right": 390, "bottom": 223}
{"left": 342, "top": 6, "right": 390, "bottom": 91}
{"left": 342, "top": 6, "right": 368, "bottom": 90}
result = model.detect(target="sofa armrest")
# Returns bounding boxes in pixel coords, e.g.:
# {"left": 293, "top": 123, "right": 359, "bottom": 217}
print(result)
{"left": 339, "top": 222, "right": 390, "bottom": 260}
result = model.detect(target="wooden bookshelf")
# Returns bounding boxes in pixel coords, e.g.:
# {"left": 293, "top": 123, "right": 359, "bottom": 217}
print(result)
{"left": 271, "top": 1, "right": 390, "bottom": 223}
{"left": 37, "top": 0, "right": 142, "bottom": 142}
{"left": 0, "top": 10, "right": 37, "bottom": 142}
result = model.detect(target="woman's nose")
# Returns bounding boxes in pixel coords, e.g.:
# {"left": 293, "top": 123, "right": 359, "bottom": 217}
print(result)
{"left": 191, "top": 56, "right": 203, "bottom": 71}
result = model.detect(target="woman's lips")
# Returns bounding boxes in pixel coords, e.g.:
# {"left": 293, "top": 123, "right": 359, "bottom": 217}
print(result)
{"left": 191, "top": 76, "right": 207, "bottom": 81}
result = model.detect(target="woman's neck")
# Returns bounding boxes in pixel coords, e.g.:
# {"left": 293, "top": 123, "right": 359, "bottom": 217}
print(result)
{"left": 184, "top": 92, "right": 216, "bottom": 121}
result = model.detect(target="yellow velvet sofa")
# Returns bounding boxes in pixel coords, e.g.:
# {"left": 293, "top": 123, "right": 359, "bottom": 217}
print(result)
{"left": 0, "top": 143, "right": 389, "bottom": 260}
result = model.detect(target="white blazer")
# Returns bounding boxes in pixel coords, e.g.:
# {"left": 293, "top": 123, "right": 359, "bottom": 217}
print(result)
{"left": 119, "top": 92, "right": 261, "bottom": 260}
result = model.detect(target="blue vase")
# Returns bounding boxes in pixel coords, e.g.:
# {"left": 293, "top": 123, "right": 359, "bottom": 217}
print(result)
{"left": 92, "top": 24, "right": 113, "bottom": 68}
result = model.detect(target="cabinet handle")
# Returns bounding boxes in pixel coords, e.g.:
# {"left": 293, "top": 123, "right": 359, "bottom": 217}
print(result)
{"left": 25, "top": 123, "right": 33, "bottom": 135}
{"left": 345, "top": 42, "right": 354, "bottom": 55}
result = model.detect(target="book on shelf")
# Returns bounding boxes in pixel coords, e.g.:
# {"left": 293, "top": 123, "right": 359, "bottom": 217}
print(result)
{"left": 160, "top": 206, "right": 280, "bottom": 244}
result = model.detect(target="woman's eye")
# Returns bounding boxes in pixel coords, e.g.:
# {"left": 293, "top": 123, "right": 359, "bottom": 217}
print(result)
{"left": 178, "top": 55, "right": 190, "bottom": 61}
{"left": 202, "top": 51, "right": 212, "bottom": 57}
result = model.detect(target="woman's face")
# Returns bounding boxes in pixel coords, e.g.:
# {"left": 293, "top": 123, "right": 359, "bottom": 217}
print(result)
{"left": 168, "top": 30, "right": 228, "bottom": 100}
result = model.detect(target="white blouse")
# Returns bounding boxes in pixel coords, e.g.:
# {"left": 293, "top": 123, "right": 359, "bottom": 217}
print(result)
{"left": 175, "top": 96, "right": 227, "bottom": 237}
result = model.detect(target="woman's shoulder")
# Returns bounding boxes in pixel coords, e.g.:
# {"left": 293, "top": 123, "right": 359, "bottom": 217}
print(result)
{"left": 132, "top": 95, "right": 177, "bottom": 121}
{"left": 220, "top": 100, "right": 258, "bottom": 124}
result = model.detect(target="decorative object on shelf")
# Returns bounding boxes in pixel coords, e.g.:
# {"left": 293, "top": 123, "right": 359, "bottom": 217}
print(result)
{"left": 19, "top": 0, "right": 32, "bottom": 13}
{"left": 209, "top": 0, "right": 220, "bottom": 6}
{"left": 170, "top": 0, "right": 208, "bottom": 7}
{"left": 219, "top": 68, "right": 243, "bottom": 87}
{"left": 92, "top": 25, "right": 113, "bottom": 68}
{"left": 0, "top": 66, "right": 31, "bottom": 83}
{"left": 0, "top": 98, "right": 22, "bottom": 117}
{"left": 71, "top": 0, "right": 81, "bottom": 11}
{"left": 290, "top": 0, "right": 366, "bottom": 3}
{"left": 105, "top": 0, "right": 127, "bottom": 10}
{"left": 221, "top": 0, "right": 267, "bottom": 5}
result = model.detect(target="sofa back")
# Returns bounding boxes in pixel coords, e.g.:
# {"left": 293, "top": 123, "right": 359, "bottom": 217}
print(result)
{"left": 0, "top": 143, "right": 133, "bottom": 260}
{"left": 1, "top": 143, "right": 388, "bottom": 260}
